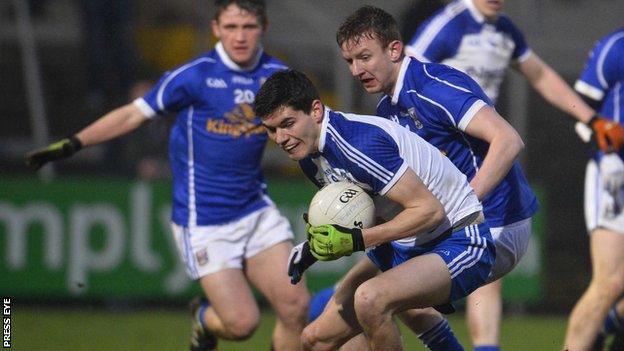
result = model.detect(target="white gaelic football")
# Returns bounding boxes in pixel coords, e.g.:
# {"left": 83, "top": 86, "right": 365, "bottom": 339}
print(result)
{"left": 308, "top": 181, "right": 375, "bottom": 229}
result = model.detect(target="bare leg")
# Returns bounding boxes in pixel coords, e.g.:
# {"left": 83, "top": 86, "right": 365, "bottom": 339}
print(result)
{"left": 198, "top": 268, "right": 260, "bottom": 340}
{"left": 354, "top": 254, "right": 452, "bottom": 351}
{"left": 247, "top": 241, "right": 310, "bottom": 351}
{"left": 302, "top": 259, "right": 380, "bottom": 351}
{"left": 564, "top": 229, "right": 624, "bottom": 350}
{"left": 466, "top": 279, "right": 502, "bottom": 346}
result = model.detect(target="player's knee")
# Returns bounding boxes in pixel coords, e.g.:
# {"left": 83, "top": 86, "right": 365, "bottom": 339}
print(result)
{"left": 353, "top": 282, "right": 390, "bottom": 325}
{"left": 590, "top": 276, "right": 624, "bottom": 300}
{"left": 222, "top": 312, "right": 259, "bottom": 340}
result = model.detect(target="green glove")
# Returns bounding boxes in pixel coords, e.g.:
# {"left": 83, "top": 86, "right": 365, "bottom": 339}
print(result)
{"left": 25, "top": 136, "right": 82, "bottom": 170}
{"left": 308, "top": 224, "right": 365, "bottom": 261}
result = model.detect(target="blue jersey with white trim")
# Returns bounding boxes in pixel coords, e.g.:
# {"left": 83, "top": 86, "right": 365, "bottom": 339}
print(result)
{"left": 135, "top": 42, "right": 288, "bottom": 226}
{"left": 376, "top": 57, "right": 537, "bottom": 228}
{"left": 300, "top": 108, "right": 482, "bottom": 244}
{"left": 405, "top": 0, "right": 530, "bottom": 102}
{"left": 575, "top": 28, "right": 624, "bottom": 137}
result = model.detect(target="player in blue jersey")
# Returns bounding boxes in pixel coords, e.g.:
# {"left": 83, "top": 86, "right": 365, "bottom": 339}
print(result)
{"left": 564, "top": 28, "right": 624, "bottom": 351}
{"left": 333, "top": 6, "right": 540, "bottom": 351}
{"left": 403, "top": 2, "right": 624, "bottom": 349}
{"left": 24, "top": 1, "right": 310, "bottom": 350}
{"left": 255, "top": 69, "right": 496, "bottom": 351}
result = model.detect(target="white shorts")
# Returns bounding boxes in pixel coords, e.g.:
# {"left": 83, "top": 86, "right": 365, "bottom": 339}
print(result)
{"left": 171, "top": 205, "right": 294, "bottom": 280}
{"left": 584, "top": 159, "right": 624, "bottom": 234}
{"left": 486, "top": 217, "right": 532, "bottom": 283}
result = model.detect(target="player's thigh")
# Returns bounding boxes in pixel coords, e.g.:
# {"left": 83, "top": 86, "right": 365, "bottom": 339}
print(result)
{"left": 590, "top": 228, "right": 624, "bottom": 283}
{"left": 487, "top": 218, "right": 532, "bottom": 282}
{"left": 199, "top": 268, "right": 260, "bottom": 326}
{"left": 356, "top": 253, "right": 452, "bottom": 313}
{"left": 246, "top": 241, "right": 309, "bottom": 318}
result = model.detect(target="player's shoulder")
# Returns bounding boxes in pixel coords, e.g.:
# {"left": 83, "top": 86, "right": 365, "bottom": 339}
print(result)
{"left": 495, "top": 14, "right": 523, "bottom": 34}
{"left": 329, "top": 110, "right": 398, "bottom": 142}
{"left": 168, "top": 51, "right": 219, "bottom": 78}
{"left": 596, "top": 28, "right": 624, "bottom": 51}
{"left": 417, "top": 1, "right": 471, "bottom": 36}
{"left": 407, "top": 58, "right": 463, "bottom": 86}
{"left": 259, "top": 53, "right": 289, "bottom": 73}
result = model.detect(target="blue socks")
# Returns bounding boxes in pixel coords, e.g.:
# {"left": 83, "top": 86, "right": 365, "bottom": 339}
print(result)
{"left": 308, "top": 286, "right": 336, "bottom": 322}
{"left": 197, "top": 299, "right": 211, "bottom": 330}
{"left": 419, "top": 319, "right": 464, "bottom": 351}
{"left": 473, "top": 346, "right": 499, "bottom": 351}
{"left": 604, "top": 306, "right": 623, "bottom": 334}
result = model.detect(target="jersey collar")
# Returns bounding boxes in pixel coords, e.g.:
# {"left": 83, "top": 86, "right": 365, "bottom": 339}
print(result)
{"left": 318, "top": 105, "right": 330, "bottom": 153}
{"left": 462, "top": 0, "right": 485, "bottom": 23}
{"left": 215, "top": 41, "right": 264, "bottom": 72}
{"left": 391, "top": 56, "right": 411, "bottom": 105}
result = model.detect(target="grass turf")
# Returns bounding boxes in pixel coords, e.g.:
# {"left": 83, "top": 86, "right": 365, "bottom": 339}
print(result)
{"left": 13, "top": 307, "right": 566, "bottom": 350}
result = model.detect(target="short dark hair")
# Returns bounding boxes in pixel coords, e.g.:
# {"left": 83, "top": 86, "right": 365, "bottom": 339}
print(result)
{"left": 214, "top": 0, "right": 267, "bottom": 27}
{"left": 336, "top": 6, "right": 401, "bottom": 49}
{"left": 254, "top": 70, "right": 320, "bottom": 119}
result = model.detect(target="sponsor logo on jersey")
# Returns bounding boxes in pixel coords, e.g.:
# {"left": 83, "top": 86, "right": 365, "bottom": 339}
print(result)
{"left": 231, "top": 75, "right": 254, "bottom": 85}
{"left": 206, "top": 103, "right": 265, "bottom": 137}
{"left": 206, "top": 78, "right": 228, "bottom": 89}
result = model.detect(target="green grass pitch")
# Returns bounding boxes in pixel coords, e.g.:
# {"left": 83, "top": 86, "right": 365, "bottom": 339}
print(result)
{"left": 13, "top": 308, "right": 566, "bottom": 350}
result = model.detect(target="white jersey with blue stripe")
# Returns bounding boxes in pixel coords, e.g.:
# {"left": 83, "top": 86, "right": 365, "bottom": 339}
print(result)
{"left": 299, "top": 108, "right": 482, "bottom": 244}
{"left": 134, "top": 42, "right": 288, "bottom": 226}
{"left": 405, "top": 0, "right": 531, "bottom": 102}
{"left": 575, "top": 28, "right": 624, "bottom": 160}
{"left": 376, "top": 57, "right": 538, "bottom": 228}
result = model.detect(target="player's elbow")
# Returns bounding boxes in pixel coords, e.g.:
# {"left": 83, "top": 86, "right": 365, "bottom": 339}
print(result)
{"left": 425, "top": 200, "right": 446, "bottom": 228}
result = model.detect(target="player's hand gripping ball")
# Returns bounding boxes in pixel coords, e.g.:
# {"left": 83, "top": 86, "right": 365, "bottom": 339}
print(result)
{"left": 307, "top": 181, "right": 375, "bottom": 260}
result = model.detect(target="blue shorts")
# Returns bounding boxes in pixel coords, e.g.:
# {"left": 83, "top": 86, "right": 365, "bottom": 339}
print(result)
{"left": 366, "top": 222, "right": 495, "bottom": 302}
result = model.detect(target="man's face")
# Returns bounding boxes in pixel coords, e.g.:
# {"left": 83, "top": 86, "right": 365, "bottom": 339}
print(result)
{"left": 473, "top": 0, "right": 504, "bottom": 20}
{"left": 212, "top": 4, "right": 264, "bottom": 68}
{"left": 340, "top": 35, "right": 400, "bottom": 95}
{"left": 262, "top": 103, "right": 322, "bottom": 161}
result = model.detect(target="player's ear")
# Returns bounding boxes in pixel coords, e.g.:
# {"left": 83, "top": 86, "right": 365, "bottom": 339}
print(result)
{"left": 211, "top": 19, "right": 221, "bottom": 39}
{"left": 387, "top": 40, "right": 403, "bottom": 62}
{"left": 311, "top": 100, "right": 324, "bottom": 123}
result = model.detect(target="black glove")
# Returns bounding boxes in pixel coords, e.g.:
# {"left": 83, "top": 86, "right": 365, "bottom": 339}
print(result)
{"left": 287, "top": 241, "right": 317, "bottom": 284}
{"left": 25, "top": 136, "right": 82, "bottom": 170}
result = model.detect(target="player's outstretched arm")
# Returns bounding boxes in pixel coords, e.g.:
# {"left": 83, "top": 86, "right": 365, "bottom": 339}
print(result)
{"left": 517, "top": 54, "right": 595, "bottom": 123}
{"left": 25, "top": 103, "right": 148, "bottom": 170}
{"left": 464, "top": 105, "right": 524, "bottom": 199}
{"left": 519, "top": 54, "right": 624, "bottom": 152}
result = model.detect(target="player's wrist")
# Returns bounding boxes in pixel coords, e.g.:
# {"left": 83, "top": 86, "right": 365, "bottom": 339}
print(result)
{"left": 66, "top": 135, "right": 83, "bottom": 153}
{"left": 350, "top": 227, "right": 365, "bottom": 252}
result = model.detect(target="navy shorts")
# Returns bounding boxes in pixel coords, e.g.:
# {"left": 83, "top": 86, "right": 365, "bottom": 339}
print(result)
{"left": 366, "top": 222, "right": 495, "bottom": 302}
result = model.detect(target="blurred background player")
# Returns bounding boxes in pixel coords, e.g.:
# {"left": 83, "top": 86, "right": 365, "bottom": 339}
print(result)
{"left": 334, "top": 5, "right": 535, "bottom": 350}
{"left": 564, "top": 28, "right": 624, "bottom": 351}
{"left": 405, "top": 1, "right": 623, "bottom": 350}
{"left": 24, "top": 1, "right": 310, "bottom": 350}
{"left": 256, "top": 69, "right": 495, "bottom": 351}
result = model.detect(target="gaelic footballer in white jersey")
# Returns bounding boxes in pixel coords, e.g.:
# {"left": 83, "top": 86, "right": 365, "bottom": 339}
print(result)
{"left": 405, "top": 0, "right": 531, "bottom": 102}
{"left": 297, "top": 106, "right": 494, "bottom": 301}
